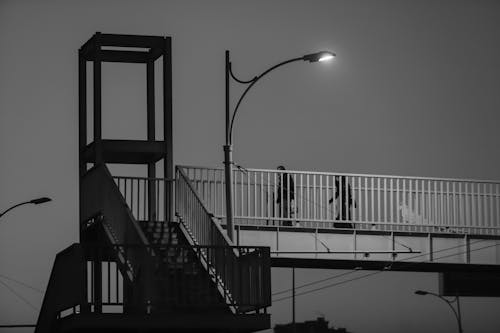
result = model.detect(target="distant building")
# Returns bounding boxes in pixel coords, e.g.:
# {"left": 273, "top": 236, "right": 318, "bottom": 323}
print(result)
{"left": 274, "top": 317, "right": 351, "bottom": 333}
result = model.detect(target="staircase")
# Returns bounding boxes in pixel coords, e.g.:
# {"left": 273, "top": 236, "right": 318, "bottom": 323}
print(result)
{"left": 35, "top": 163, "right": 271, "bottom": 333}
{"left": 35, "top": 32, "right": 270, "bottom": 333}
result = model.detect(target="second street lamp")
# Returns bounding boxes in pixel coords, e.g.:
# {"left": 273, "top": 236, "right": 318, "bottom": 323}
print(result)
{"left": 0, "top": 197, "right": 52, "bottom": 220}
{"left": 224, "top": 50, "right": 335, "bottom": 241}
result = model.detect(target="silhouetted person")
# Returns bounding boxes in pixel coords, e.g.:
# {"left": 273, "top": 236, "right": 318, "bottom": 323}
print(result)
{"left": 276, "top": 165, "right": 295, "bottom": 226}
{"left": 329, "top": 176, "right": 355, "bottom": 228}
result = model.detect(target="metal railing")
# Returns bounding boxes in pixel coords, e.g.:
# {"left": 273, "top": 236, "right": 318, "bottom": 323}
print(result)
{"left": 179, "top": 165, "right": 500, "bottom": 235}
{"left": 176, "top": 166, "right": 271, "bottom": 312}
{"left": 113, "top": 175, "right": 171, "bottom": 223}
{"left": 42, "top": 243, "right": 270, "bottom": 318}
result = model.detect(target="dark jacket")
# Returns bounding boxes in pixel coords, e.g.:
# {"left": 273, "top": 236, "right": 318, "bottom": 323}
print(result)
{"left": 276, "top": 173, "right": 295, "bottom": 203}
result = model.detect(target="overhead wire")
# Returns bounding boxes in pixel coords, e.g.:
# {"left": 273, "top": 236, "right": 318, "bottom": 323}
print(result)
{"left": 0, "top": 279, "right": 39, "bottom": 312}
{"left": 272, "top": 240, "right": 499, "bottom": 303}
{"left": 272, "top": 237, "right": 490, "bottom": 301}
{"left": 0, "top": 274, "right": 44, "bottom": 294}
{"left": 272, "top": 237, "right": 488, "bottom": 299}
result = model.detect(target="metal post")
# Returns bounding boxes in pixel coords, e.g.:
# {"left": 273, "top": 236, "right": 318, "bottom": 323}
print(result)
{"left": 147, "top": 60, "right": 156, "bottom": 224}
{"left": 456, "top": 295, "right": 463, "bottom": 333}
{"left": 164, "top": 37, "right": 173, "bottom": 224}
{"left": 292, "top": 267, "right": 296, "bottom": 333}
{"left": 224, "top": 50, "right": 234, "bottom": 241}
{"left": 224, "top": 144, "right": 234, "bottom": 241}
{"left": 93, "top": 32, "right": 102, "bottom": 166}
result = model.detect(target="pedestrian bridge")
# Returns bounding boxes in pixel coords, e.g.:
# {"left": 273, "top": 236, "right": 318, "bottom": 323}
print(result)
{"left": 115, "top": 165, "right": 500, "bottom": 274}
{"left": 183, "top": 166, "right": 500, "bottom": 272}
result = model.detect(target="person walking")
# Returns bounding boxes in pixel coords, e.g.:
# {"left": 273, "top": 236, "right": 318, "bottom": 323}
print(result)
{"left": 329, "top": 176, "right": 355, "bottom": 228}
{"left": 276, "top": 166, "right": 295, "bottom": 226}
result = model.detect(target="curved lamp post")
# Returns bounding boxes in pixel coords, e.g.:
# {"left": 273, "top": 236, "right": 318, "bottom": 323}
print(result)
{"left": 224, "top": 50, "right": 335, "bottom": 240}
{"left": 415, "top": 290, "right": 463, "bottom": 333}
{"left": 0, "top": 197, "right": 52, "bottom": 220}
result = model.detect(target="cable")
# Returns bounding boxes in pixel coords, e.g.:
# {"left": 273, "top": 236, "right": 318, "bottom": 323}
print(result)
{"left": 0, "top": 279, "right": 39, "bottom": 312}
{"left": 271, "top": 238, "right": 489, "bottom": 300}
{"left": 0, "top": 274, "right": 43, "bottom": 294}
{"left": 272, "top": 240, "right": 499, "bottom": 303}
{"left": 273, "top": 270, "right": 358, "bottom": 296}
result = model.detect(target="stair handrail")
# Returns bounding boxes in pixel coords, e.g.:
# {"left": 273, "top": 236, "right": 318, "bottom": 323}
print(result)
{"left": 175, "top": 166, "right": 271, "bottom": 312}
{"left": 176, "top": 166, "right": 235, "bottom": 249}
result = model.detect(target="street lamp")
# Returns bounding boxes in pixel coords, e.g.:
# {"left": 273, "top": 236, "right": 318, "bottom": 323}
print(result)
{"left": 0, "top": 197, "right": 52, "bottom": 220}
{"left": 414, "top": 290, "right": 463, "bottom": 333}
{"left": 224, "top": 50, "right": 335, "bottom": 240}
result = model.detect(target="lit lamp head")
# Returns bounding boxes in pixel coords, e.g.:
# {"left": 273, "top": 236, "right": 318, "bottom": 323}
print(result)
{"left": 303, "top": 51, "right": 336, "bottom": 63}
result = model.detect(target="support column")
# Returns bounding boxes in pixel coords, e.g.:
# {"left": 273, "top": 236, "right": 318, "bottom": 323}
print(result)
{"left": 93, "top": 32, "right": 103, "bottom": 166}
{"left": 163, "top": 37, "right": 173, "bottom": 223}
{"left": 147, "top": 60, "right": 156, "bottom": 224}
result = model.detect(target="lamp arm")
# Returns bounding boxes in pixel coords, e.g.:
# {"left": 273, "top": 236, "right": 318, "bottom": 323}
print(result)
{"left": 0, "top": 201, "right": 30, "bottom": 219}
{"left": 428, "top": 292, "right": 461, "bottom": 330}
{"left": 228, "top": 56, "right": 304, "bottom": 143}
{"left": 229, "top": 63, "right": 257, "bottom": 84}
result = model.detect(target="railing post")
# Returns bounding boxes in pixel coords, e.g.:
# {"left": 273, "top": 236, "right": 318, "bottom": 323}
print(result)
{"left": 93, "top": 248, "right": 102, "bottom": 313}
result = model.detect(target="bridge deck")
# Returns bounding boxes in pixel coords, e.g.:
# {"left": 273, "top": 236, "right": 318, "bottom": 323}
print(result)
{"left": 233, "top": 224, "right": 500, "bottom": 271}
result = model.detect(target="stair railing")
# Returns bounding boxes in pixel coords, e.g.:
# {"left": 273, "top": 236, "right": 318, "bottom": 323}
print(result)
{"left": 176, "top": 166, "right": 271, "bottom": 312}
{"left": 80, "top": 165, "right": 154, "bottom": 308}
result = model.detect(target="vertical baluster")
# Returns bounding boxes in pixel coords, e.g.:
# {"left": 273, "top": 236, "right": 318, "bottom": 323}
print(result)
{"left": 115, "top": 261, "right": 119, "bottom": 304}
{"left": 402, "top": 179, "right": 406, "bottom": 227}
{"left": 306, "top": 174, "right": 310, "bottom": 222}
{"left": 421, "top": 179, "right": 425, "bottom": 227}
{"left": 259, "top": 171, "right": 264, "bottom": 218}
{"left": 446, "top": 181, "right": 450, "bottom": 228}
{"left": 439, "top": 181, "right": 446, "bottom": 226}
{"left": 409, "top": 179, "right": 413, "bottom": 230}
{"left": 377, "top": 177, "right": 381, "bottom": 223}
{"left": 312, "top": 174, "right": 317, "bottom": 221}
{"left": 107, "top": 260, "right": 111, "bottom": 304}
{"left": 479, "top": 182, "right": 484, "bottom": 232}
{"left": 364, "top": 177, "right": 368, "bottom": 224}
{"left": 427, "top": 180, "right": 431, "bottom": 228}
{"left": 300, "top": 174, "right": 303, "bottom": 222}
{"left": 488, "top": 183, "right": 493, "bottom": 233}
{"left": 471, "top": 182, "right": 476, "bottom": 230}
{"left": 389, "top": 178, "right": 393, "bottom": 224}
{"left": 496, "top": 184, "right": 500, "bottom": 234}
{"left": 124, "top": 179, "right": 128, "bottom": 211}
{"left": 244, "top": 170, "right": 248, "bottom": 219}
{"left": 319, "top": 174, "right": 323, "bottom": 221}
{"left": 156, "top": 177, "right": 160, "bottom": 223}
{"left": 358, "top": 176, "right": 362, "bottom": 225}
{"left": 458, "top": 182, "right": 463, "bottom": 229}
{"left": 347, "top": 176, "right": 351, "bottom": 225}
{"left": 274, "top": 172, "right": 278, "bottom": 224}
{"left": 254, "top": 171, "right": 257, "bottom": 220}
{"left": 267, "top": 172, "right": 271, "bottom": 223}
{"left": 383, "top": 178, "right": 387, "bottom": 225}
{"left": 452, "top": 182, "right": 456, "bottom": 229}
{"left": 325, "top": 175, "right": 329, "bottom": 221}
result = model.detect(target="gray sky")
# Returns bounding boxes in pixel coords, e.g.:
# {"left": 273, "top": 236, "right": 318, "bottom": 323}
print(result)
{"left": 1, "top": 0, "right": 500, "bottom": 332}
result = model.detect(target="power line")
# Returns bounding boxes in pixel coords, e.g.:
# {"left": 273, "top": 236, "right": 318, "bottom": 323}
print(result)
{"left": 273, "top": 270, "right": 358, "bottom": 296}
{"left": 272, "top": 241, "right": 499, "bottom": 303}
{"left": 272, "top": 238, "right": 488, "bottom": 299}
{"left": 0, "top": 274, "right": 43, "bottom": 294}
{"left": 0, "top": 279, "right": 39, "bottom": 312}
